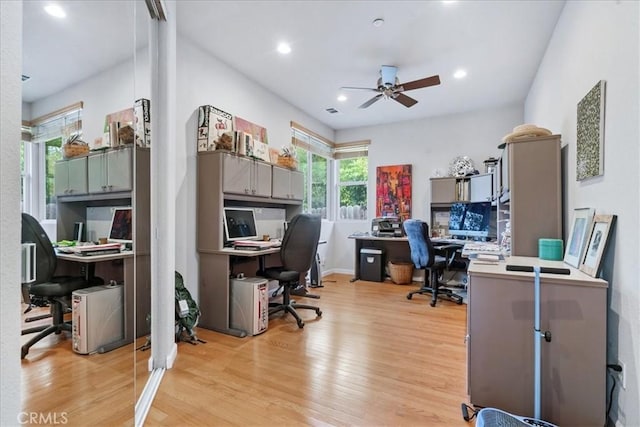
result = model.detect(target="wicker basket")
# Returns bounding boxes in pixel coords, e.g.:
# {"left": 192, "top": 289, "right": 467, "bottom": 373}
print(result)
{"left": 62, "top": 143, "right": 89, "bottom": 159}
{"left": 277, "top": 155, "right": 297, "bottom": 170}
{"left": 388, "top": 261, "right": 414, "bottom": 285}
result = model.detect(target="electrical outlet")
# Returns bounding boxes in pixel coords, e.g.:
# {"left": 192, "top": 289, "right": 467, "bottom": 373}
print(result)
{"left": 619, "top": 360, "right": 626, "bottom": 390}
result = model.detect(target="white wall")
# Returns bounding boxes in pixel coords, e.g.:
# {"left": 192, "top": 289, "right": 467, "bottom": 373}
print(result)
{"left": 331, "top": 104, "right": 523, "bottom": 273}
{"left": 0, "top": 1, "right": 23, "bottom": 423}
{"left": 175, "top": 35, "right": 335, "bottom": 299}
{"left": 525, "top": 2, "right": 639, "bottom": 425}
{"left": 27, "top": 53, "right": 150, "bottom": 144}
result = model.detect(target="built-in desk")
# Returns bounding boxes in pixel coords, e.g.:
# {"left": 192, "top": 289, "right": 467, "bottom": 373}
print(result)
{"left": 198, "top": 247, "right": 280, "bottom": 337}
{"left": 56, "top": 251, "right": 150, "bottom": 351}
{"left": 348, "top": 234, "right": 467, "bottom": 282}
{"left": 466, "top": 256, "right": 607, "bottom": 427}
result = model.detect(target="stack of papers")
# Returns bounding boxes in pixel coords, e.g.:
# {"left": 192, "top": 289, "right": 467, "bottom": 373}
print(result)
{"left": 233, "top": 240, "right": 280, "bottom": 250}
{"left": 70, "top": 243, "right": 122, "bottom": 256}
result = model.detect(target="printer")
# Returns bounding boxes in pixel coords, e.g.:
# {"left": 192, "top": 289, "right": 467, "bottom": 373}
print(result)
{"left": 371, "top": 217, "right": 404, "bottom": 237}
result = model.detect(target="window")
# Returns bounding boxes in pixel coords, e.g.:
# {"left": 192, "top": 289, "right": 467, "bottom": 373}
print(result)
{"left": 291, "top": 124, "right": 332, "bottom": 219}
{"left": 25, "top": 102, "right": 83, "bottom": 220}
{"left": 291, "top": 122, "right": 370, "bottom": 221}
{"left": 337, "top": 156, "right": 368, "bottom": 220}
{"left": 44, "top": 137, "right": 63, "bottom": 219}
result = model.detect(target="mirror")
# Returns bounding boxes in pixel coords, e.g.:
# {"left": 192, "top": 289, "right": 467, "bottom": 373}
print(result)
{"left": 20, "top": 1, "right": 151, "bottom": 422}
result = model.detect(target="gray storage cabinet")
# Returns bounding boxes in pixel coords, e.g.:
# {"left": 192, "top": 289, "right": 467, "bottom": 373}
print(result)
{"left": 360, "top": 248, "right": 384, "bottom": 282}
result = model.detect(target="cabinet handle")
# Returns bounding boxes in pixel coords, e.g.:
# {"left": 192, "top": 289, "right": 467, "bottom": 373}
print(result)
{"left": 102, "top": 185, "right": 107, "bottom": 191}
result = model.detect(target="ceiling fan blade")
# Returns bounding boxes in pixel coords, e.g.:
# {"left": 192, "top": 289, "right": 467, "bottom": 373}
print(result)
{"left": 393, "top": 92, "right": 418, "bottom": 108}
{"left": 341, "top": 86, "right": 379, "bottom": 92}
{"left": 399, "top": 75, "right": 441, "bottom": 91}
{"left": 359, "top": 94, "right": 383, "bottom": 109}
{"left": 380, "top": 65, "right": 398, "bottom": 86}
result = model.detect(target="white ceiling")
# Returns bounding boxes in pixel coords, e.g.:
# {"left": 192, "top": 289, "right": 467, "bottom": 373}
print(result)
{"left": 22, "top": 0, "right": 566, "bottom": 131}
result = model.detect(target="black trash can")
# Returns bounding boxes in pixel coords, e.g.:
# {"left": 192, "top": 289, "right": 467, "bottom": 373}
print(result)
{"left": 360, "top": 248, "right": 384, "bottom": 282}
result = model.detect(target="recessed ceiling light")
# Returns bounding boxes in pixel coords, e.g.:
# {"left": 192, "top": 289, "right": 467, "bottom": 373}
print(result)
{"left": 337, "top": 95, "right": 347, "bottom": 102}
{"left": 44, "top": 3, "right": 66, "bottom": 18}
{"left": 277, "top": 42, "right": 292, "bottom": 55}
{"left": 454, "top": 69, "right": 467, "bottom": 79}
{"left": 372, "top": 18, "right": 385, "bottom": 27}
{"left": 442, "top": 1, "right": 457, "bottom": 5}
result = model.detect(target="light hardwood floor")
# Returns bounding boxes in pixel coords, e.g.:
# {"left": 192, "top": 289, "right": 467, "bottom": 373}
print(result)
{"left": 21, "top": 274, "right": 471, "bottom": 426}
{"left": 147, "top": 274, "right": 470, "bottom": 426}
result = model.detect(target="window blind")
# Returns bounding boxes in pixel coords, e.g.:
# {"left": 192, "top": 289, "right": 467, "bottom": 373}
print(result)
{"left": 290, "top": 121, "right": 369, "bottom": 159}
{"left": 26, "top": 101, "right": 83, "bottom": 144}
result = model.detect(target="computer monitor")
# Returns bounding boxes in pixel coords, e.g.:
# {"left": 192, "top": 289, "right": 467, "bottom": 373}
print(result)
{"left": 108, "top": 207, "right": 133, "bottom": 244}
{"left": 462, "top": 202, "right": 492, "bottom": 240}
{"left": 223, "top": 207, "right": 259, "bottom": 243}
{"left": 448, "top": 203, "right": 467, "bottom": 237}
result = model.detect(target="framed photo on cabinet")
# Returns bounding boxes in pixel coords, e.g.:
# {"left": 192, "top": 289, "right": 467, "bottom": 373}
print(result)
{"left": 580, "top": 214, "right": 616, "bottom": 277}
{"left": 563, "top": 207, "right": 595, "bottom": 268}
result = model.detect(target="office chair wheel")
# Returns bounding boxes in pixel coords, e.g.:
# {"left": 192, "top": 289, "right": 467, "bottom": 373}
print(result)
{"left": 297, "top": 320, "right": 305, "bottom": 329}
{"left": 456, "top": 299, "right": 463, "bottom": 305}
{"left": 21, "top": 347, "right": 28, "bottom": 359}
{"left": 315, "top": 308, "right": 322, "bottom": 316}
{"left": 407, "top": 294, "right": 413, "bottom": 300}
{"left": 430, "top": 301, "right": 436, "bottom": 307}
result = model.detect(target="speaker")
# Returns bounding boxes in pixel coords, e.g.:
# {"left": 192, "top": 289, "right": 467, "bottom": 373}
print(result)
{"left": 73, "top": 222, "right": 85, "bottom": 242}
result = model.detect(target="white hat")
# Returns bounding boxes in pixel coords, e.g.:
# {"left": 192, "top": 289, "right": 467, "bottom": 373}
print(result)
{"left": 499, "top": 124, "right": 552, "bottom": 148}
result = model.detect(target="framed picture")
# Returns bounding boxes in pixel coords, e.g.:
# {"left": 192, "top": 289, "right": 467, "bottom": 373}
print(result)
{"left": 563, "top": 207, "right": 595, "bottom": 268}
{"left": 576, "top": 80, "right": 606, "bottom": 180}
{"left": 580, "top": 214, "right": 616, "bottom": 277}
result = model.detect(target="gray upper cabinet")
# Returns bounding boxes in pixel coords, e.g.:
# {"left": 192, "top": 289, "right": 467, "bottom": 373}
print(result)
{"left": 469, "top": 173, "right": 493, "bottom": 203}
{"left": 88, "top": 147, "right": 133, "bottom": 193}
{"left": 430, "top": 177, "right": 457, "bottom": 204}
{"left": 54, "top": 156, "right": 88, "bottom": 196}
{"left": 272, "top": 166, "right": 304, "bottom": 200}
{"left": 222, "top": 154, "right": 271, "bottom": 198}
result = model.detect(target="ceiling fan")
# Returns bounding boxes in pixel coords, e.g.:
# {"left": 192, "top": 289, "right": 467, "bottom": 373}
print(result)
{"left": 342, "top": 65, "right": 441, "bottom": 109}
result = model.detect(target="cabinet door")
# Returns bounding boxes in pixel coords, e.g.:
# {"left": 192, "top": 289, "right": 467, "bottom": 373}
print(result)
{"left": 67, "top": 157, "right": 87, "bottom": 194}
{"left": 106, "top": 148, "right": 132, "bottom": 192}
{"left": 253, "top": 162, "right": 272, "bottom": 197}
{"left": 222, "top": 154, "right": 251, "bottom": 195}
{"left": 431, "top": 178, "right": 457, "bottom": 203}
{"left": 88, "top": 153, "right": 107, "bottom": 193}
{"left": 54, "top": 161, "right": 69, "bottom": 196}
{"left": 271, "top": 166, "right": 291, "bottom": 199}
{"left": 470, "top": 173, "right": 493, "bottom": 203}
{"left": 290, "top": 170, "right": 304, "bottom": 200}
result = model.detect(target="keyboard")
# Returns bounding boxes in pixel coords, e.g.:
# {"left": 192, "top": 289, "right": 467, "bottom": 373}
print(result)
{"left": 463, "top": 242, "right": 502, "bottom": 252}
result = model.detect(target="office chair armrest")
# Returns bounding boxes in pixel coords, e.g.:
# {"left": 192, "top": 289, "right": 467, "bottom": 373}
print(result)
{"left": 434, "top": 244, "right": 464, "bottom": 269}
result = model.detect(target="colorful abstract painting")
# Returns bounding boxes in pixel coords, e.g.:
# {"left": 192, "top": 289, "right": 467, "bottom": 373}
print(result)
{"left": 576, "top": 80, "right": 605, "bottom": 180}
{"left": 376, "top": 164, "right": 412, "bottom": 220}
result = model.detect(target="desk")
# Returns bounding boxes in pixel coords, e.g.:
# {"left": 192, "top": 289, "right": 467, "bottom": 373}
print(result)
{"left": 348, "top": 234, "right": 466, "bottom": 282}
{"left": 198, "top": 247, "right": 280, "bottom": 337}
{"left": 348, "top": 235, "right": 412, "bottom": 282}
{"left": 56, "top": 251, "right": 150, "bottom": 351}
{"left": 466, "top": 256, "right": 606, "bottom": 426}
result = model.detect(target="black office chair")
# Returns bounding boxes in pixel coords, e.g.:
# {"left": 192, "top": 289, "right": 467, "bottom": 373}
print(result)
{"left": 261, "top": 214, "right": 322, "bottom": 328}
{"left": 20, "top": 213, "right": 102, "bottom": 359}
{"left": 403, "top": 219, "right": 463, "bottom": 307}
